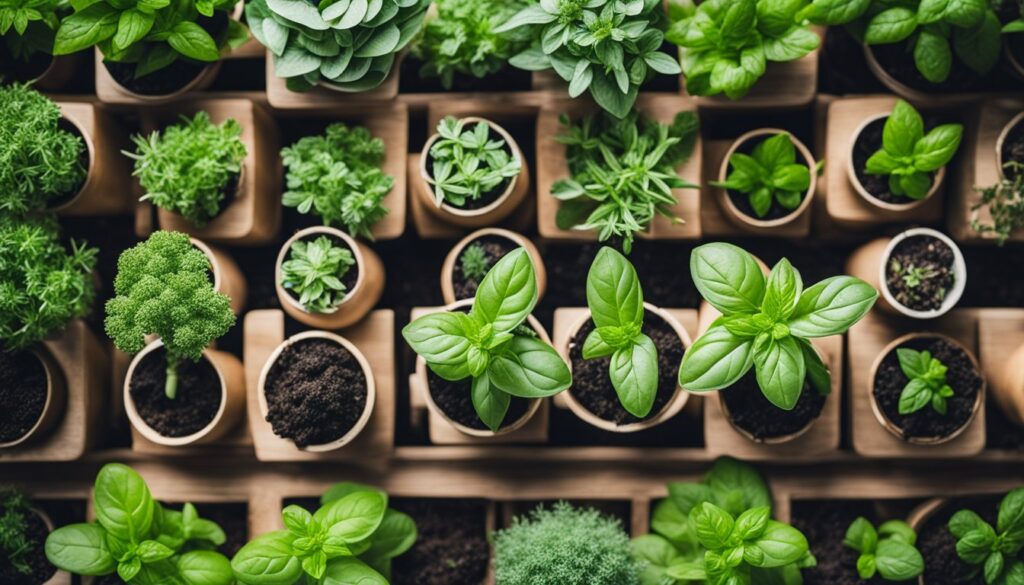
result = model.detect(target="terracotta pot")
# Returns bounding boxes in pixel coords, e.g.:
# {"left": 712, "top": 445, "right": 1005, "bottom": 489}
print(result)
{"left": 94, "top": 49, "right": 220, "bottom": 105}
{"left": 123, "top": 339, "right": 245, "bottom": 447}
{"left": 191, "top": 238, "right": 247, "bottom": 315}
{"left": 996, "top": 111, "right": 1024, "bottom": 181}
{"left": 49, "top": 102, "right": 132, "bottom": 216}
{"left": 0, "top": 348, "right": 66, "bottom": 448}
{"left": 257, "top": 330, "right": 376, "bottom": 452}
{"left": 440, "top": 228, "right": 546, "bottom": 304}
{"left": 868, "top": 332, "right": 985, "bottom": 445}
{"left": 716, "top": 129, "right": 817, "bottom": 232}
{"left": 416, "top": 117, "right": 529, "bottom": 228}
{"left": 993, "top": 343, "right": 1024, "bottom": 427}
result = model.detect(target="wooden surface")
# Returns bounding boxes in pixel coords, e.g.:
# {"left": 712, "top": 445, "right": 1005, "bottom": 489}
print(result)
{"left": 977, "top": 308, "right": 1024, "bottom": 423}
{"left": 265, "top": 51, "right": 400, "bottom": 110}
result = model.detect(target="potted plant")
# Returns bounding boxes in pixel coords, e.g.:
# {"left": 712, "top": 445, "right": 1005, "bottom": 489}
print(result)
{"left": 972, "top": 111, "right": 1024, "bottom": 244}
{"left": 416, "top": 116, "right": 527, "bottom": 229}
{"left": 403, "top": 248, "right": 571, "bottom": 435}
{"left": 440, "top": 228, "right": 546, "bottom": 304}
{"left": 0, "top": 0, "right": 77, "bottom": 89}
{"left": 868, "top": 332, "right": 985, "bottom": 446}
{"left": 710, "top": 130, "right": 819, "bottom": 232}
{"left": 842, "top": 517, "right": 925, "bottom": 583}
{"left": 678, "top": 243, "right": 877, "bottom": 443}
{"left": 106, "top": 231, "right": 243, "bottom": 447}
{"left": 0, "top": 487, "right": 61, "bottom": 584}
{"left": 45, "top": 462, "right": 234, "bottom": 584}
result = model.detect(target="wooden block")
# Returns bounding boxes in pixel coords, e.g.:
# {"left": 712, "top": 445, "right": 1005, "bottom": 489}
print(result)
{"left": 54, "top": 101, "right": 133, "bottom": 216}
{"left": 265, "top": 51, "right": 400, "bottom": 110}
{"left": 243, "top": 309, "right": 396, "bottom": 462}
{"left": 94, "top": 49, "right": 220, "bottom": 105}
{"left": 977, "top": 308, "right": 1024, "bottom": 422}
{"left": 811, "top": 94, "right": 862, "bottom": 242}
{"left": 683, "top": 40, "right": 819, "bottom": 109}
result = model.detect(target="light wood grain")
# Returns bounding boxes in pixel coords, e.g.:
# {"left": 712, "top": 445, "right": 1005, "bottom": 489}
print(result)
{"left": 54, "top": 101, "right": 133, "bottom": 216}
{"left": 976, "top": 308, "right": 1024, "bottom": 425}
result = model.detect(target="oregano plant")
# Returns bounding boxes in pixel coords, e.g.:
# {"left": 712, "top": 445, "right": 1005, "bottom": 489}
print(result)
{"left": 427, "top": 117, "right": 522, "bottom": 208}
{"left": 843, "top": 518, "right": 924, "bottom": 582}
{"left": 948, "top": 488, "right": 1024, "bottom": 585}
{"left": 280, "top": 235, "right": 356, "bottom": 314}
{"left": 896, "top": 348, "right": 954, "bottom": 416}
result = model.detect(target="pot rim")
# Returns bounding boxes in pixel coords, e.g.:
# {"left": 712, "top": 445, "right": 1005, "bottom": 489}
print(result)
{"left": 995, "top": 111, "right": 1024, "bottom": 182}
{"left": 99, "top": 47, "right": 220, "bottom": 101}
{"left": 275, "top": 226, "right": 366, "bottom": 317}
{"left": 46, "top": 113, "right": 96, "bottom": 213}
{"left": 862, "top": 44, "right": 940, "bottom": 105}
{"left": 190, "top": 237, "right": 223, "bottom": 296}
{"left": 878, "top": 227, "right": 966, "bottom": 320}
{"left": 440, "top": 228, "right": 536, "bottom": 304}
{"left": 0, "top": 347, "right": 59, "bottom": 448}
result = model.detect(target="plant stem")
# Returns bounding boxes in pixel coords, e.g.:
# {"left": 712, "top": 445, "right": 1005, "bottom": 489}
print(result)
{"left": 165, "top": 355, "right": 181, "bottom": 400}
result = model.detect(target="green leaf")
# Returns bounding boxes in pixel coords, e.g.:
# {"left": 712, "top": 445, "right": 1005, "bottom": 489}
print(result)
{"left": 956, "top": 526, "right": 997, "bottom": 564}
{"left": 323, "top": 557, "right": 389, "bottom": 585}
{"left": 274, "top": 45, "right": 322, "bottom": 77}
{"left": 985, "top": 551, "right": 1005, "bottom": 585}
{"left": 53, "top": 2, "right": 118, "bottom": 54}
{"left": 136, "top": 539, "right": 174, "bottom": 562}
{"left": 798, "top": 339, "right": 831, "bottom": 396}
{"left": 690, "top": 242, "right": 766, "bottom": 315}
{"left": 488, "top": 336, "right": 572, "bottom": 398}
{"left": 691, "top": 502, "right": 735, "bottom": 550}
{"left": 913, "top": 123, "right": 963, "bottom": 172}
{"left": 802, "top": 0, "right": 871, "bottom": 25}
{"left": 884, "top": 100, "right": 925, "bottom": 157}
{"left": 753, "top": 133, "right": 797, "bottom": 170}
{"left": 858, "top": 554, "right": 877, "bottom": 579}
{"left": 568, "top": 61, "right": 593, "bottom": 98}
{"left": 999, "top": 489, "right": 1024, "bottom": 537}
{"left": 360, "top": 509, "right": 417, "bottom": 563}
{"left": 864, "top": 7, "right": 918, "bottom": 45}
{"left": 471, "top": 372, "right": 510, "bottom": 432}
{"left": 762, "top": 26, "right": 819, "bottom": 62}
{"left": 705, "top": 457, "right": 774, "bottom": 513}
{"left": 93, "top": 463, "right": 155, "bottom": 543}
{"left": 168, "top": 21, "right": 220, "bottom": 62}
{"left": 949, "top": 510, "right": 987, "bottom": 539}
{"left": 472, "top": 248, "right": 537, "bottom": 332}
{"left": 43, "top": 523, "right": 116, "bottom": 576}
{"left": 645, "top": 51, "right": 682, "bottom": 74}
{"left": 318, "top": 491, "right": 387, "bottom": 543}
{"left": 914, "top": 28, "right": 952, "bottom": 83}
{"left": 582, "top": 328, "right": 616, "bottom": 358}
{"left": 631, "top": 534, "right": 687, "bottom": 584}
{"left": 879, "top": 520, "right": 918, "bottom": 545}
{"left": 609, "top": 335, "right": 659, "bottom": 418}
{"left": 267, "top": 0, "right": 329, "bottom": 30}
{"left": 112, "top": 9, "right": 154, "bottom": 52}
{"left": 322, "top": 483, "right": 385, "bottom": 506}
{"left": 752, "top": 521, "right": 809, "bottom": 568}
{"left": 177, "top": 550, "right": 234, "bottom": 585}
{"left": 898, "top": 378, "right": 933, "bottom": 414}
{"left": 678, "top": 325, "right": 754, "bottom": 392}
{"left": 787, "top": 276, "right": 877, "bottom": 338}
{"left": 586, "top": 246, "right": 644, "bottom": 330}
{"left": 590, "top": 70, "right": 637, "bottom": 119}
{"left": 735, "top": 507, "right": 771, "bottom": 540}
{"left": 761, "top": 259, "right": 802, "bottom": 322}
{"left": 492, "top": 4, "right": 557, "bottom": 33}
{"left": 231, "top": 531, "right": 303, "bottom": 585}
{"left": 843, "top": 517, "right": 878, "bottom": 553}
{"left": 753, "top": 335, "right": 805, "bottom": 410}
{"left": 402, "top": 311, "right": 471, "bottom": 365}
{"left": 875, "top": 539, "right": 925, "bottom": 581}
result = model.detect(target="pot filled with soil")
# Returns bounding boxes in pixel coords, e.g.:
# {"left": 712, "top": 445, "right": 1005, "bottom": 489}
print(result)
{"left": 716, "top": 371, "right": 828, "bottom": 444}
{"left": 862, "top": 43, "right": 982, "bottom": 104}
{"left": 440, "top": 228, "right": 546, "bottom": 304}
{"left": 389, "top": 498, "right": 493, "bottom": 585}
{"left": 879, "top": 228, "right": 966, "bottom": 319}
{"left": 847, "top": 114, "right": 946, "bottom": 211}
{"left": 0, "top": 347, "right": 66, "bottom": 449}
{"left": 869, "top": 333, "right": 984, "bottom": 445}
{"left": 123, "top": 339, "right": 245, "bottom": 447}
{"left": 0, "top": 490, "right": 59, "bottom": 585}
{"left": 910, "top": 494, "right": 1003, "bottom": 585}
{"left": 191, "top": 237, "right": 247, "bottom": 316}
{"left": 274, "top": 226, "right": 385, "bottom": 330}
{"left": 996, "top": 111, "right": 1024, "bottom": 181}
{"left": 257, "top": 330, "right": 376, "bottom": 452}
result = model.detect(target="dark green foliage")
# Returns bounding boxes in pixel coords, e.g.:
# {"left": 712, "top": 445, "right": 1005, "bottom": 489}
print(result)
{"left": 0, "top": 487, "right": 34, "bottom": 576}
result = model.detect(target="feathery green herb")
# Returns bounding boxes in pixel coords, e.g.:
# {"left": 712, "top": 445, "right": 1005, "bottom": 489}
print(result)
{"left": 1, "top": 0, "right": 63, "bottom": 61}
{"left": 948, "top": 488, "right": 1024, "bottom": 585}
{"left": 896, "top": 348, "right": 954, "bottom": 416}
{"left": 844, "top": 518, "right": 924, "bottom": 582}
{"left": 281, "top": 235, "right": 356, "bottom": 314}
{"left": 427, "top": 117, "right": 522, "bottom": 208}
{"left": 0, "top": 487, "right": 34, "bottom": 577}
{"left": 972, "top": 161, "right": 1024, "bottom": 245}
{"left": 459, "top": 242, "right": 491, "bottom": 283}
{"left": 710, "top": 132, "right": 816, "bottom": 219}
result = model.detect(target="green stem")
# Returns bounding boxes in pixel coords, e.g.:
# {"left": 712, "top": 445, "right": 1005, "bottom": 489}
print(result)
{"left": 165, "top": 355, "right": 181, "bottom": 400}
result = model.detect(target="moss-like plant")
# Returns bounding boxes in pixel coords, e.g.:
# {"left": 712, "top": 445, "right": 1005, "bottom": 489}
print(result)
{"left": 1, "top": 0, "right": 63, "bottom": 62}
{"left": 427, "top": 117, "right": 521, "bottom": 208}
{"left": 459, "top": 242, "right": 490, "bottom": 283}
{"left": 0, "top": 487, "right": 35, "bottom": 577}
{"left": 105, "top": 231, "right": 235, "bottom": 400}
{"left": 280, "top": 235, "right": 356, "bottom": 314}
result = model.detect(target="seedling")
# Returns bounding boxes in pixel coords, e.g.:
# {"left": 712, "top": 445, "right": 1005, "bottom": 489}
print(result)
{"left": 459, "top": 242, "right": 491, "bottom": 284}
{"left": 711, "top": 133, "right": 817, "bottom": 218}
{"left": 428, "top": 117, "right": 521, "bottom": 208}
{"left": 973, "top": 161, "right": 1024, "bottom": 246}
{"left": 281, "top": 235, "right": 356, "bottom": 314}
{"left": 678, "top": 243, "right": 877, "bottom": 410}
{"left": 403, "top": 248, "right": 572, "bottom": 431}
{"left": 0, "top": 487, "right": 34, "bottom": 577}
{"left": 896, "top": 348, "right": 954, "bottom": 416}
{"left": 843, "top": 518, "right": 924, "bottom": 581}
{"left": 948, "top": 488, "right": 1024, "bottom": 585}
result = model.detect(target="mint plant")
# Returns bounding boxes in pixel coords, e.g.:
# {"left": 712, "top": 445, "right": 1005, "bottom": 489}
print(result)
{"left": 496, "top": 0, "right": 681, "bottom": 119}
{"left": 843, "top": 518, "right": 924, "bottom": 582}
{"left": 896, "top": 348, "right": 955, "bottom": 416}
{"left": 678, "top": 243, "right": 877, "bottom": 410}
{"left": 460, "top": 242, "right": 491, "bottom": 283}
{"left": 403, "top": 247, "right": 572, "bottom": 431}
{"left": 0, "top": 487, "right": 36, "bottom": 578}
{"left": 1, "top": 0, "right": 62, "bottom": 62}
{"left": 948, "top": 488, "right": 1024, "bottom": 585}
{"left": 710, "top": 133, "right": 816, "bottom": 219}
{"left": 864, "top": 100, "right": 963, "bottom": 201}
{"left": 280, "top": 235, "right": 356, "bottom": 314}
{"left": 427, "top": 117, "right": 522, "bottom": 208}
{"left": 45, "top": 463, "right": 233, "bottom": 585}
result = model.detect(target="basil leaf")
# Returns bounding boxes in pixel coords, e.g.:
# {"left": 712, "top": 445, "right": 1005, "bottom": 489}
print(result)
{"left": 44, "top": 523, "right": 116, "bottom": 576}
{"left": 471, "top": 372, "right": 510, "bottom": 432}
{"left": 322, "top": 483, "right": 385, "bottom": 506}
{"left": 359, "top": 509, "right": 417, "bottom": 563}
{"left": 857, "top": 554, "right": 877, "bottom": 579}
{"left": 488, "top": 335, "right": 572, "bottom": 398}
{"left": 913, "top": 123, "right": 963, "bottom": 172}
{"left": 874, "top": 539, "right": 924, "bottom": 581}
{"left": 493, "top": 4, "right": 557, "bottom": 33}
{"left": 666, "top": 559, "right": 708, "bottom": 581}
{"left": 690, "top": 502, "right": 735, "bottom": 550}
{"left": 843, "top": 517, "right": 878, "bottom": 553}
{"left": 762, "top": 26, "right": 819, "bottom": 62}
{"left": 879, "top": 520, "right": 917, "bottom": 545}
{"left": 631, "top": 534, "right": 686, "bottom": 584}
{"left": 53, "top": 2, "right": 118, "bottom": 54}
{"left": 402, "top": 311, "right": 471, "bottom": 365}
{"left": 651, "top": 499, "right": 697, "bottom": 546}
{"left": 864, "top": 7, "right": 918, "bottom": 45}
{"left": 999, "top": 488, "right": 1024, "bottom": 537}
{"left": 231, "top": 531, "right": 302, "bottom": 585}
{"left": 914, "top": 27, "right": 952, "bottom": 83}
{"left": 751, "top": 521, "right": 809, "bottom": 568}
{"left": 953, "top": 10, "right": 1001, "bottom": 76}
{"left": 609, "top": 335, "right": 659, "bottom": 418}
{"left": 678, "top": 325, "right": 754, "bottom": 392}
{"left": 93, "top": 463, "right": 155, "bottom": 543}
{"left": 586, "top": 246, "right": 644, "bottom": 330}
{"left": 761, "top": 259, "right": 802, "bottom": 322}
{"left": 323, "top": 557, "right": 389, "bottom": 585}
{"left": 802, "top": 0, "right": 871, "bottom": 25}
{"left": 949, "top": 510, "right": 987, "bottom": 539}
{"left": 884, "top": 100, "right": 924, "bottom": 157}
{"left": 112, "top": 9, "right": 154, "bottom": 52}
{"left": 177, "top": 550, "right": 234, "bottom": 585}
{"left": 753, "top": 133, "right": 796, "bottom": 171}
{"left": 753, "top": 335, "right": 805, "bottom": 411}
{"left": 319, "top": 491, "right": 387, "bottom": 543}
{"left": 705, "top": 457, "right": 773, "bottom": 513}
{"left": 898, "top": 378, "right": 933, "bottom": 414}
{"left": 787, "top": 276, "right": 877, "bottom": 338}
{"left": 472, "top": 248, "right": 537, "bottom": 332}
{"left": 735, "top": 507, "right": 771, "bottom": 540}
{"left": 168, "top": 21, "right": 220, "bottom": 62}
{"left": 668, "top": 483, "right": 716, "bottom": 517}
{"left": 798, "top": 338, "right": 831, "bottom": 396}
{"left": 690, "top": 243, "right": 766, "bottom": 315}
{"left": 582, "top": 327, "right": 616, "bottom": 358}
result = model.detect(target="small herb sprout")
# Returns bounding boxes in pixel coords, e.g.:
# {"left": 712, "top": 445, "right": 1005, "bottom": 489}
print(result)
{"left": 403, "top": 248, "right": 572, "bottom": 432}
{"left": 281, "top": 123, "right": 393, "bottom": 240}
{"left": 428, "top": 117, "right": 521, "bottom": 208}
{"left": 553, "top": 110, "right": 699, "bottom": 254}
{"left": 679, "top": 243, "right": 877, "bottom": 410}
{"left": 948, "top": 488, "right": 1024, "bottom": 585}
{"left": 887, "top": 256, "right": 946, "bottom": 309}
{"left": 45, "top": 463, "right": 233, "bottom": 585}
{"left": 844, "top": 518, "right": 924, "bottom": 582}
{"left": 710, "top": 133, "right": 815, "bottom": 219}
{"left": 896, "top": 348, "right": 955, "bottom": 416}
{"left": 281, "top": 235, "right": 356, "bottom": 314}
{"left": 126, "top": 112, "right": 247, "bottom": 227}
{"left": 460, "top": 242, "right": 491, "bottom": 284}
{"left": 105, "top": 231, "right": 235, "bottom": 400}
{"left": 0, "top": 487, "right": 33, "bottom": 577}
{"left": 232, "top": 482, "right": 416, "bottom": 584}
{"left": 973, "top": 161, "right": 1024, "bottom": 246}
{"left": 1, "top": 0, "right": 61, "bottom": 61}
{"left": 864, "top": 100, "right": 964, "bottom": 201}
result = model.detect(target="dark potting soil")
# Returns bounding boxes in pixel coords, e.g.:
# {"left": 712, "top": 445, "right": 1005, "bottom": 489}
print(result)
{"left": 0, "top": 44, "right": 52, "bottom": 84}
{"left": 425, "top": 125, "right": 514, "bottom": 211}
{"left": 391, "top": 498, "right": 491, "bottom": 585}
{"left": 869, "top": 42, "right": 983, "bottom": 94}
{"left": 852, "top": 118, "right": 938, "bottom": 205}
{"left": 721, "top": 371, "right": 826, "bottom": 440}
{"left": 399, "top": 57, "right": 533, "bottom": 93}
{"left": 263, "top": 338, "right": 368, "bottom": 447}
{"left": 0, "top": 505, "right": 56, "bottom": 585}
{"left": 919, "top": 495, "right": 1001, "bottom": 585}
{"left": 872, "top": 336, "right": 982, "bottom": 441}
{"left": 283, "top": 234, "right": 360, "bottom": 308}
{"left": 884, "top": 235, "right": 955, "bottom": 313}
{"left": 164, "top": 501, "right": 248, "bottom": 557}
{"left": 792, "top": 500, "right": 904, "bottom": 585}
{"left": 427, "top": 367, "right": 530, "bottom": 431}
{"left": 452, "top": 235, "right": 515, "bottom": 300}
{"left": 725, "top": 134, "right": 809, "bottom": 221}
{"left": 567, "top": 310, "right": 685, "bottom": 425}
{"left": 129, "top": 348, "right": 222, "bottom": 438}
{"left": 0, "top": 350, "right": 48, "bottom": 444}
{"left": 1000, "top": 116, "right": 1024, "bottom": 180}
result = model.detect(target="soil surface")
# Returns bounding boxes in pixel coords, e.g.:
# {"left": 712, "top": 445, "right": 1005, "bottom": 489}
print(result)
{"left": 793, "top": 500, "right": 905, "bottom": 585}
{"left": 0, "top": 505, "right": 55, "bottom": 585}
{"left": 870, "top": 41, "right": 982, "bottom": 94}
{"left": 452, "top": 235, "right": 515, "bottom": 300}
{"left": 873, "top": 336, "right": 982, "bottom": 440}
{"left": 0, "top": 350, "right": 49, "bottom": 444}
{"left": 567, "top": 310, "right": 685, "bottom": 425}
{"left": 263, "top": 338, "right": 368, "bottom": 447}
{"left": 1000, "top": 116, "right": 1024, "bottom": 180}
{"left": 884, "top": 235, "right": 955, "bottom": 313}
{"left": 282, "top": 234, "right": 359, "bottom": 310}
{"left": 725, "top": 134, "right": 809, "bottom": 221}
{"left": 427, "top": 367, "right": 530, "bottom": 431}
{"left": 919, "top": 495, "right": 1001, "bottom": 585}
{"left": 391, "top": 498, "right": 491, "bottom": 585}
{"left": 425, "top": 124, "right": 515, "bottom": 210}
{"left": 165, "top": 501, "right": 248, "bottom": 557}
{"left": 720, "top": 372, "right": 826, "bottom": 440}
{"left": 852, "top": 118, "right": 938, "bottom": 205}
{"left": 129, "top": 348, "right": 222, "bottom": 438}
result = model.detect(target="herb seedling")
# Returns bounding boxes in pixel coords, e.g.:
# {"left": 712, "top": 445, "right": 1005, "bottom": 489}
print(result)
{"left": 678, "top": 243, "right": 877, "bottom": 410}
{"left": 972, "top": 161, "right": 1024, "bottom": 246}
{"left": 864, "top": 100, "right": 963, "bottom": 200}
{"left": 281, "top": 235, "right": 356, "bottom": 314}
{"left": 710, "top": 133, "right": 816, "bottom": 219}
{"left": 105, "top": 231, "right": 235, "bottom": 399}
{"left": 427, "top": 117, "right": 522, "bottom": 208}
{"left": 1, "top": 0, "right": 61, "bottom": 62}
{"left": 45, "top": 463, "right": 234, "bottom": 585}
{"left": 887, "top": 255, "right": 948, "bottom": 310}
{"left": 403, "top": 248, "right": 572, "bottom": 432}
{"left": 896, "top": 348, "right": 955, "bottom": 416}
{"left": 948, "top": 488, "right": 1024, "bottom": 585}
{"left": 843, "top": 518, "right": 924, "bottom": 582}
{"left": 460, "top": 242, "right": 491, "bottom": 284}
{"left": 0, "top": 487, "right": 34, "bottom": 577}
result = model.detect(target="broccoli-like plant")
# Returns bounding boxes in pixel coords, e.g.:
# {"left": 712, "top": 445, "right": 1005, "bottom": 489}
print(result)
{"left": 0, "top": 215, "right": 96, "bottom": 350}
{"left": 843, "top": 517, "right": 924, "bottom": 582}
{"left": 281, "top": 123, "right": 393, "bottom": 239}
{"left": 1, "top": 0, "right": 63, "bottom": 62}
{"left": 104, "top": 231, "right": 235, "bottom": 400}
{"left": 972, "top": 161, "right": 1024, "bottom": 246}
{"left": 126, "top": 112, "right": 247, "bottom": 227}
{"left": 948, "top": 488, "right": 1024, "bottom": 585}
{"left": 280, "top": 235, "right": 356, "bottom": 314}
{"left": 896, "top": 348, "right": 954, "bottom": 416}
{"left": 459, "top": 242, "right": 491, "bottom": 284}
{"left": 710, "top": 132, "right": 816, "bottom": 219}
{"left": 494, "top": 502, "right": 642, "bottom": 585}
{"left": 427, "top": 117, "right": 522, "bottom": 208}
{"left": 0, "top": 487, "right": 34, "bottom": 577}
{"left": 0, "top": 83, "right": 87, "bottom": 214}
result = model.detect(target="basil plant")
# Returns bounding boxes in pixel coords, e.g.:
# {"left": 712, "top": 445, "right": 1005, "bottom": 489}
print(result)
{"left": 678, "top": 243, "right": 877, "bottom": 410}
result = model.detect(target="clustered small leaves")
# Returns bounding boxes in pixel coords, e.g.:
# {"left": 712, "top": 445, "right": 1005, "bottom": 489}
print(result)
{"left": 896, "top": 347, "right": 954, "bottom": 416}
{"left": 281, "top": 235, "right": 356, "bottom": 314}
{"left": 281, "top": 122, "right": 393, "bottom": 240}
{"left": 0, "top": 487, "right": 34, "bottom": 576}
{"left": 1, "top": 0, "right": 63, "bottom": 61}
{"left": 459, "top": 242, "right": 491, "bottom": 283}
{"left": 427, "top": 117, "right": 522, "bottom": 208}
{"left": 972, "top": 161, "right": 1024, "bottom": 246}
{"left": 948, "top": 488, "right": 1024, "bottom": 585}
{"left": 843, "top": 517, "right": 924, "bottom": 582}
{"left": 711, "top": 132, "right": 815, "bottom": 219}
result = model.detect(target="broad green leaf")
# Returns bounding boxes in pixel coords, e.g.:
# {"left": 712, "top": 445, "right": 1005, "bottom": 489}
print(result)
{"left": 275, "top": 45, "right": 322, "bottom": 77}
{"left": 631, "top": 534, "right": 686, "bottom": 584}
{"left": 879, "top": 520, "right": 917, "bottom": 545}
{"left": 898, "top": 378, "right": 932, "bottom": 414}
{"left": 231, "top": 531, "right": 303, "bottom": 585}
{"left": 985, "top": 551, "right": 1005, "bottom": 584}
{"left": 913, "top": 123, "right": 963, "bottom": 172}
{"left": 884, "top": 100, "right": 924, "bottom": 157}
{"left": 753, "top": 133, "right": 796, "bottom": 171}
{"left": 44, "top": 523, "right": 116, "bottom": 576}
{"left": 177, "top": 550, "right": 234, "bottom": 585}
{"left": 53, "top": 2, "right": 118, "bottom": 54}
{"left": 488, "top": 336, "right": 572, "bottom": 398}
{"left": 948, "top": 510, "right": 987, "bottom": 539}
{"left": 999, "top": 489, "right": 1024, "bottom": 537}
{"left": 787, "top": 276, "right": 877, "bottom": 338}
{"left": 471, "top": 372, "right": 510, "bottom": 432}
{"left": 914, "top": 28, "right": 952, "bottom": 83}
{"left": 168, "top": 21, "right": 219, "bottom": 62}
{"left": 472, "top": 248, "right": 537, "bottom": 332}
{"left": 752, "top": 521, "right": 809, "bottom": 567}
{"left": 802, "top": 0, "right": 871, "bottom": 25}
{"left": 112, "top": 9, "right": 154, "bottom": 52}
{"left": 735, "top": 507, "right": 771, "bottom": 540}
{"left": 582, "top": 327, "right": 616, "bottom": 358}
{"left": 402, "top": 311, "right": 471, "bottom": 365}
{"left": 360, "top": 509, "right": 417, "bottom": 562}
{"left": 690, "top": 243, "right": 766, "bottom": 315}
{"left": 798, "top": 338, "right": 831, "bottom": 396}
{"left": 322, "top": 483, "right": 385, "bottom": 506}
{"left": 753, "top": 335, "right": 805, "bottom": 410}
{"left": 762, "top": 26, "right": 819, "bottom": 62}
{"left": 843, "top": 517, "right": 878, "bottom": 553}
{"left": 668, "top": 483, "right": 716, "bottom": 517}
{"left": 93, "top": 463, "right": 155, "bottom": 543}
{"left": 875, "top": 539, "right": 924, "bottom": 581}
{"left": 586, "top": 246, "right": 644, "bottom": 329}
{"left": 323, "top": 557, "right": 388, "bottom": 585}
{"left": 691, "top": 502, "right": 735, "bottom": 550}
{"left": 864, "top": 7, "right": 918, "bottom": 45}
{"left": 319, "top": 491, "right": 387, "bottom": 543}
{"left": 706, "top": 457, "right": 773, "bottom": 513}
{"left": 492, "top": 4, "right": 557, "bottom": 33}
{"left": 267, "top": 0, "right": 329, "bottom": 30}
{"left": 678, "top": 325, "right": 754, "bottom": 392}
{"left": 761, "top": 259, "right": 802, "bottom": 322}
{"left": 609, "top": 335, "right": 659, "bottom": 418}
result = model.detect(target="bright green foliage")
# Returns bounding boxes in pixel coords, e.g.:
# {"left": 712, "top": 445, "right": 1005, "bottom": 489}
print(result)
{"left": 127, "top": 112, "right": 247, "bottom": 227}
{"left": 54, "top": 0, "right": 247, "bottom": 79}
{"left": 245, "top": 0, "right": 429, "bottom": 92}
{"left": 497, "top": 0, "right": 680, "bottom": 119}
{"left": 410, "top": 0, "right": 532, "bottom": 89}
{"left": 0, "top": 83, "right": 87, "bottom": 215}
{"left": 403, "top": 248, "right": 572, "bottom": 431}
{"left": 427, "top": 117, "right": 522, "bottom": 208}
{"left": 678, "top": 243, "right": 877, "bottom": 410}
{"left": 280, "top": 235, "right": 356, "bottom": 314}
{"left": 843, "top": 517, "right": 924, "bottom": 582}
{"left": 494, "top": 502, "right": 642, "bottom": 585}
{"left": 552, "top": 110, "right": 699, "bottom": 254}
{"left": 948, "top": 488, "right": 1024, "bottom": 585}
{"left": 281, "top": 123, "right": 393, "bottom": 239}
{"left": 865, "top": 100, "right": 963, "bottom": 201}
{"left": 896, "top": 348, "right": 954, "bottom": 416}
{"left": 104, "top": 231, "right": 235, "bottom": 399}
{"left": 710, "top": 133, "right": 814, "bottom": 219}
{"left": 0, "top": 487, "right": 34, "bottom": 576}
{"left": 231, "top": 483, "right": 416, "bottom": 585}
{"left": 0, "top": 215, "right": 96, "bottom": 350}
{"left": 45, "top": 463, "right": 233, "bottom": 585}
{"left": 972, "top": 161, "right": 1024, "bottom": 246}
{"left": 0, "top": 0, "right": 63, "bottom": 60}
{"left": 459, "top": 242, "right": 491, "bottom": 283}
{"left": 667, "top": 0, "right": 820, "bottom": 100}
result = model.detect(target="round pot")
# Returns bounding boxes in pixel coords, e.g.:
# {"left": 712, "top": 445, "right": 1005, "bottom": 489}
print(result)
{"left": 863, "top": 44, "right": 945, "bottom": 105}
{"left": 440, "top": 228, "right": 546, "bottom": 305}
{"left": 715, "top": 371, "right": 824, "bottom": 445}
{"left": 98, "top": 48, "right": 221, "bottom": 104}
{"left": 560, "top": 302, "right": 692, "bottom": 433}
{"left": 907, "top": 497, "right": 947, "bottom": 585}
{"left": 868, "top": 332, "right": 985, "bottom": 445}
{"left": 275, "top": 226, "right": 385, "bottom": 329}
{"left": 878, "top": 228, "right": 966, "bottom": 319}
{"left": 46, "top": 114, "right": 95, "bottom": 214}
{"left": 191, "top": 237, "right": 247, "bottom": 315}
{"left": 417, "top": 117, "right": 529, "bottom": 228}
{"left": 716, "top": 129, "right": 817, "bottom": 231}
{"left": 257, "top": 330, "right": 376, "bottom": 452}
{"left": 0, "top": 348, "right": 67, "bottom": 449}
{"left": 123, "top": 339, "right": 245, "bottom": 447}
{"left": 993, "top": 343, "right": 1024, "bottom": 427}
{"left": 995, "top": 111, "right": 1024, "bottom": 181}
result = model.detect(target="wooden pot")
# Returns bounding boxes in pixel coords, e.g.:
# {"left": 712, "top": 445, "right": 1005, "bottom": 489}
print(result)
{"left": 94, "top": 48, "right": 220, "bottom": 105}
{"left": 440, "top": 228, "right": 545, "bottom": 304}
{"left": 191, "top": 237, "right": 247, "bottom": 315}
{"left": 257, "top": 330, "right": 376, "bottom": 452}
{"left": 49, "top": 102, "right": 132, "bottom": 216}
{"left": 993, "top": 343, "right": 1024, "bottom": 427}
{"left": 996, "top": 111, "right": 1024, "bottom": 181}
{"left": 275, "top": 226, "right": 384, "bottom": 329}
{"left": 0, "top": 348, "right": 66, "bottom": 449}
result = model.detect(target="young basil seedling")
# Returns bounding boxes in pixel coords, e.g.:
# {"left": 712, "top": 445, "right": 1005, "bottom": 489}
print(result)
{"left": 948, "top": 488, "right": 1024, "bottom": 585}
{"left": 843, "top": 517, "right": 924, "bottom": 582}
{"left": 710, "top": 132, "right": 816, "bottom": 219}
{"left": 896, "top": 348, "right": 954, "bottom": 416}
